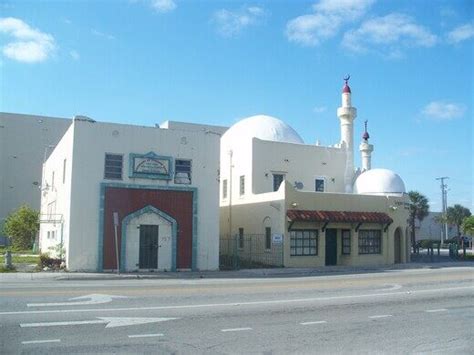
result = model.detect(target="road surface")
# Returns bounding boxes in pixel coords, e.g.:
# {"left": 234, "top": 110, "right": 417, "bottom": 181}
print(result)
{"left": 1, "top": 266, "right": 473, "bottom": 354}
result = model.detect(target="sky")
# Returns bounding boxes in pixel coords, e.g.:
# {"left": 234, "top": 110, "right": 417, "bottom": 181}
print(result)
{"left": 0, "top": 0, "right": 473, "bottom": 212}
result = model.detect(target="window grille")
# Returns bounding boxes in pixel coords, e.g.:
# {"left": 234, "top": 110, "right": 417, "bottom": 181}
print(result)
{"left": 290, "top": 230, "right": 318, "bottom": 256}
{"left": 223, "top": 179, "right": 228, "bottom": 199}
{"left": 104, "top": 154, "right": 123, "bottom": 180}
{"left": 175, "top": 159, "right": 192, "bottom": 184}
{"left": 265, "top": 227, "right": 271, "bottom": 249}
{"left": 239, "top": 175, "right": 245, "bottom": 196}
{"left": 358, "top": 230, "right": 382, "bottom": 254}
{"left": 342, "top": 229, "right": 351, "bottom": 255}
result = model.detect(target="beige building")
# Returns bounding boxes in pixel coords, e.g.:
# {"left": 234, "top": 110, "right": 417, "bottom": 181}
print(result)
{"left": 219, "top": 79, "right": 410, "bottom": 268}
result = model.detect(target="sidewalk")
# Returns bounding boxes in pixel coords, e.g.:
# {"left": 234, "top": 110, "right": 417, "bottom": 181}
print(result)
{"left": 1, "top": 260, "right": 473, "bottom": 282}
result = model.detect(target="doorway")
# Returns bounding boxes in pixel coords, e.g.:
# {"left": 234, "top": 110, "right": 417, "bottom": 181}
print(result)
{"left": 325, "top": 229, "right": 337, "bottom": 266}
{"left": 139, "top": 225, "right": 159, "bottom": 269}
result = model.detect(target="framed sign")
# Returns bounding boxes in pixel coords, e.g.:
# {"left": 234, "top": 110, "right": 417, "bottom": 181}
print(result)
{"left": 129, "top": 152, "right": 173, "bottom": 180}
{"left": 272, "top": 234, "right": 283, "bottom": 244}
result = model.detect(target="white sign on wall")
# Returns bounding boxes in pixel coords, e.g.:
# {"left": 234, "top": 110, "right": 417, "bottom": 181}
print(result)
{"left": 272, "top": 234, "right": 283, "bottom": 244}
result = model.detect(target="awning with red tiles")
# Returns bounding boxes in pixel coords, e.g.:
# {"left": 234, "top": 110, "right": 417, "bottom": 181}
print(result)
{"left": 287, "top": 210, "right": 393, "bottom": 232}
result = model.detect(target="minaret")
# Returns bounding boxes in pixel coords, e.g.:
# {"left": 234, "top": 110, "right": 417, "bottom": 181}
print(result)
{"left": 337, "top": 75, "right": 357, "bottom": 193}
{"left": 359, "top": 120, "right": 373, "bottom": 171}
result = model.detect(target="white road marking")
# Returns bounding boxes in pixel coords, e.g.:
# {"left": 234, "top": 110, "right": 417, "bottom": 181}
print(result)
{"left": 2, "top": 286, "right": 473, "bottom": 316}
{"left": 369, "top": 314, "right": 392, "bottom": 319}
{"left": 22, "top": 339, "right": 61, "bottom": 344}
{"left": 221, "top": 327, "right": 252, "bottom": 332}
{"left": 300, "top": 321, "right": 327, "bottom": 325}
{"left": 128, "top": 333, "right": 164, "bottom": 338}
{"left": 426, "top": 309, "right": 448, "bottom": 313}
{"left": 28, "top": 294, "right": 128, "bottom": 307}
{"left": 20, "top": 317, "right": 178, "bottom": 328}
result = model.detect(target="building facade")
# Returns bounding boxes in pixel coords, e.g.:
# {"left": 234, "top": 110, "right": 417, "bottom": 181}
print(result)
{"left": 219, "top": 79, "right": 410, "bottom": 267}
{"left": 39, "top": 118, "right": 225, "bottom": 271}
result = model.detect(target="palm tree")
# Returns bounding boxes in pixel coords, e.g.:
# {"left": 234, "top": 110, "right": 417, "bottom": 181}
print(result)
{"left": 408, "top": 191, "right": 430, "bottom": 251}
{"left": 446, "top": 204, "right": 471, "bottom": 238}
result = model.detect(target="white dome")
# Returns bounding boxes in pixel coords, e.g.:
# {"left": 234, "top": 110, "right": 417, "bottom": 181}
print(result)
{"left": 222, "top": 115, "right": 304, "bottom": 145}
{"left": 354, "top": 168, "right": 406, "bottom": 196}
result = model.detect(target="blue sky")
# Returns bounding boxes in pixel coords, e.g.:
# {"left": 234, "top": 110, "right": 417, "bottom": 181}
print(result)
{"left": 1, "top": 0, "right": 472, "bottom": 212}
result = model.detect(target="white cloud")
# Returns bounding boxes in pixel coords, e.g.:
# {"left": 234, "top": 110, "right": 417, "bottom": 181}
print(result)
{"left": 313, "top": 106, "right": 327, "bottom": 113}
{"left": 150, "top": 0, "right": 176, "bottom": 13}
{"left": 0, "top": 17, "right": 56, "bottom": 63}
{"left": 70, "top": 50, "right": 80, "bottom": 61}
{"left": 212, "top": 6, "right": 266, "bottom": 37}
{"left": 447, "top": 23, "right": 474, "bottom": 44}
{"left": 342, "top": 13, "right": 437, "bottom": 55}
{"left": 421, "top": 101, "right": 466, "bottom": 121}
{"left": 286, "top": 0, "right": 375, "bottom": 46}
{"left": 91, "top": 29, "right": 115, "bottom": 40}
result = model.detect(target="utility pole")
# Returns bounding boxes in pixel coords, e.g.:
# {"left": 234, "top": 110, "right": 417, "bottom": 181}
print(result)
{"left": 436, "top": 177, "right": 449, "bottom": 242}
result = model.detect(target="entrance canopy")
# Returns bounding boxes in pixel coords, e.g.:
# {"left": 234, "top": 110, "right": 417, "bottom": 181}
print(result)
{"left": 287, "top": 210, "right": 393, "bottom": 231}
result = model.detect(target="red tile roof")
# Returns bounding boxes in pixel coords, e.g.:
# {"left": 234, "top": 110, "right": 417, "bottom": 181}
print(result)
{"left": 287, "top": 210, "right": 393, "bottom": 224}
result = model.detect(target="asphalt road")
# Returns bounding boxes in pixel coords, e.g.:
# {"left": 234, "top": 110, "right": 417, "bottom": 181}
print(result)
{"left": 1, "top": 266, "right": 473, "bottom": 354}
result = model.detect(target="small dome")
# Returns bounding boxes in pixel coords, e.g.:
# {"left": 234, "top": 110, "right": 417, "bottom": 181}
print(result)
{"left": 362, "top": 131, "right": 369, "bottom": 140}
{"left": 222, "top": 114, "right": 304, "bottom": 145}
{"left": 342, "top": 83, "right": 351, "bottom": 93}
{"left": 354, "top": 168, "right": 406, "bottom": 196}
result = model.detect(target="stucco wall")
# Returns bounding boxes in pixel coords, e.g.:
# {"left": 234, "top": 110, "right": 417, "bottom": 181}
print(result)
{"left": 252, "top": 139, "right": 346, "bottom": 194}
{"left": 44, "top": 119, "right": 220, "bottom": 271}
{"left": 38, "top": 124, "right": 75, "bottom": 259}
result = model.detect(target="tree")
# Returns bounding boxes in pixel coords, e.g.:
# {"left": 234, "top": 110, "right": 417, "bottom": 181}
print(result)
{"left": 447, "top": 204, "right": 471, "bottom": 237}
{"left": 462, "top": 216, "right": 474, "bottom": 236}
{"left": 408, "top": 191, "right": 430, "bottom": 251}
{"left": 2, "top": 205, "right": 39, "bottom": 250}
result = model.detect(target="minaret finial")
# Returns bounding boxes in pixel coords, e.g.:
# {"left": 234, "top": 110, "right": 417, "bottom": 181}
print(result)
{"left": 362, "top": 120, "right": 370, "bottom": 141}
{"left": 343, "top": 74, "right": 350, "bottom": 85}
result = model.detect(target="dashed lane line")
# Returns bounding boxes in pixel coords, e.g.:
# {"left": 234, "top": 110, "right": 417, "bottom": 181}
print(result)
{"left": 22, "top": 339, "right": 61, "bottom": 345}
{"left": 300, "top": 321, "right": 327, "bottom": 325}
{"left": 128, "top": 333, "right": 164, "bottom": 338}
{"left": 425, "top": 309, "right": 448, "bottom": 313}
{"left": 368, "top": 314, "right": 393, "bottom": 319}
{"left": 221, "top": 327, "right": 252, "bottom": 332}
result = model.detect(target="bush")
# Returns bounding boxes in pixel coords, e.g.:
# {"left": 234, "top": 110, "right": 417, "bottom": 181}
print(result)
{"left": 38, "top": 253, "right": 62, "bottom": 270}
{"left": 3, "top": 205, "right": 39, "bottom": 250}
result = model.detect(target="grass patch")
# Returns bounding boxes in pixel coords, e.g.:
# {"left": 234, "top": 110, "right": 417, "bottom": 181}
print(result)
{"left": 12, "top": 255, "right": 40, "bottom": 264}
{"left": 0, "top": 264, "right": 16, "bottom": 273}
{"left": 0, "top": 246, "right": 38, "bottom": 255}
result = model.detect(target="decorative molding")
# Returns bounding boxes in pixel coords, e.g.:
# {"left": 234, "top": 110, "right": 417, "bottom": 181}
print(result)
{"left": 129, "top": 151, "right": 173, "bottom": 180}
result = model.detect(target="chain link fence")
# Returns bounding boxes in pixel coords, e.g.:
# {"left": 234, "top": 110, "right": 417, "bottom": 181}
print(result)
{"left": 219, "top": 234, "right": 284, "bottom": 270}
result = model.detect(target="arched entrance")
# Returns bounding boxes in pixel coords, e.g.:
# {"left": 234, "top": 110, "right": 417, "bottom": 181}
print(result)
{"left": 120, "top": 205, "right": 177, "bottom": 272}
{"left": 394, "top": 227, "right": 403, "bottom": 264}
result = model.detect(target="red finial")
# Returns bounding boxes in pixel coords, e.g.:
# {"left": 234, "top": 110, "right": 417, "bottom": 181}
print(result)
{"left": 362, "top": 120, "right": 370, "bottom": 141}
{"left": 342, "top": 74, "right": 351, "bottom": 93}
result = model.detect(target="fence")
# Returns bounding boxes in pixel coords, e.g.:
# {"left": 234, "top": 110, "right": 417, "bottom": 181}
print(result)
{"left": 219, "top": 234, "right": 284, "bottom": 270}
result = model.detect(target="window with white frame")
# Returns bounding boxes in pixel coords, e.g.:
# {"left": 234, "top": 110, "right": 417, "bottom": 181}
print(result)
{"left": 273, "top": 174, "right": 284, "bottom": 191}
{"left": 358, "top": 230, "right": 382, "bottom": 254}
{"left": 342, "top": 229, "right": 351, "bottom": 255}
{"left": 104, "top": 154, "right": 123, "bottom": 180}
{"left": 290, "top": 230, "right": 318, "bottom": 256}
{"left": 222, "top": 179, "right": 228, "bottom": 199}
{"left": 315, "top": 178, "right": 325, "bottom": 192}
{"left": 175, "top": 159, "right": 192, "bottom": 184}
{"left": 239, "top": 175, "right": 245, "bottom": 196}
